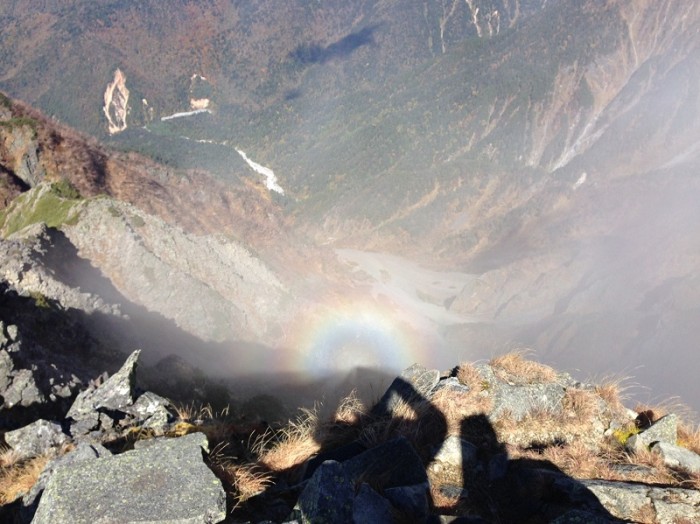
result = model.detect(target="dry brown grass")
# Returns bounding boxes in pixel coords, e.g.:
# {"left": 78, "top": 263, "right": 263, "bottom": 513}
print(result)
{"left": 562, "top": 387, "right": 599, "bottom": 424}
{"left": 456, "top": 362, "right": 483, "bottom": 390}
{"left": 0, "top": 454, "right": 49, "bottom": 505}
{"left": 0, "top": 446, "right": 22, "bottom": 469}
{"left": 431, "top": 387, "right": 491, "bottom": 436}
{"left": 257, "top": 407, "right": 322, "bottom": 474}
{"left": 678, "top": 423, "right": 700, "bottom": 455}
{"left": 489, "top": 351, "right": 558, "bottom": 385}
{"left": 208, "top": 442, "right": 273, "bottom": 510}
{"left": 331, "top": 390, "right": 366, "bottom": 426}
{"left": 359, "top": 395, "right": 433, "bottom": 449}
{"left": 594, "top": 377, "right": 630, "bottom": 412}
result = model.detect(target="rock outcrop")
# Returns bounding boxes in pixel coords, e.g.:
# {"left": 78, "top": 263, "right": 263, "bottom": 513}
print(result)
{"left": 1, "top": 350, "right": 700, "bottom": 523}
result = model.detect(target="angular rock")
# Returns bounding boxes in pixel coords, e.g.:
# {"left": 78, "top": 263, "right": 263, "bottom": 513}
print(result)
{"left": 373, "top": 364, "right": 441, "bottom": 416}
{"left": 625, "top": 413, "right": 677, "bottom": 453}
{"left": 296, "top": 460, "right": 354, "bottom": 523}
{"left": 488, "top": 380, "right": 566, "bottom": 422}
{"left": 2, "top": 368, "right": 44, "bottom": 408}
{"left": 21, "top": 442, "right": 111, "bottom": 522}
{"left": 67, "top": 349, "right": 141, "bottom": 422}
{"left": 651, "top": 441, "right": 700, "bottom": 474}
{"left": 32, "top": 432, "right": 226, "bottom": 524}
{"left": 127, "top": 390, "right": 175, "bottom": 435}
{"left": 344, "top": 436, "right": 428, "bottom": 488}
{"left": 384, "top": 484, "right": 430, "bottom": 522}
{"left": 352, "top": 483, "right": 394, "bottom": 523}
{"left": 4, "top": 419, "right": 69, "bottom": 459}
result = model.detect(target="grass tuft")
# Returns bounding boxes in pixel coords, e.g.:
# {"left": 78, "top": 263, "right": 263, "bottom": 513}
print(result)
{"left": 489, "top": 351, "right": 558, "bottom": 384}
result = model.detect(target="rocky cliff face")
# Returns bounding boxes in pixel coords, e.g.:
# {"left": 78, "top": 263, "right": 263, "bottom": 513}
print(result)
{"left": 0, "top": 95, "right": 334, "bottom": 380}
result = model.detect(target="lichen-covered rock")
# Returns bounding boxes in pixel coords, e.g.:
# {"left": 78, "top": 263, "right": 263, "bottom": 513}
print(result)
{"left": 21, "top": 442, "right": 111, "bottom": 522}
{"left": 127, "top": 390, "right": 175, "bottom": 435}
{"left": 32, "top": 432, "right": 226, "bottom": 524}
{"left": 1, "top": 367, "right": 44, "bottom": 408}
{"left": 4, "top": 419, "right": 69, "bottom": 459}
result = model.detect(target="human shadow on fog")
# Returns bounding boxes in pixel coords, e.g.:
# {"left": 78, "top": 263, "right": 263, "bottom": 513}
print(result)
{"left": 243, "top": 374, "right": 622, "bottom": 523}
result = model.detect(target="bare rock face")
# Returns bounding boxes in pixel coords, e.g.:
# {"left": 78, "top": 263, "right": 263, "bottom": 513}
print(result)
{"left": 103, "top": 68, "right": 130, "bottom": 135}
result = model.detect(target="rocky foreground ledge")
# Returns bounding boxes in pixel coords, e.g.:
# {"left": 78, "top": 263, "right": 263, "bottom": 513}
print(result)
{"left": 1, "top": 349, "right": 700, "bottom": 523}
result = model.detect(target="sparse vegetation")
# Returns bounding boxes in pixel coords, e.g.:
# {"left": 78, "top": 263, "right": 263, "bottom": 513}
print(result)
{"left": 29, "top": 290, "right": 50, "bottom": 309}
{"left": 0, "top": 116, "right": 38, "bottom": 138}
{"left": 489, "top": 350, "right": 558, "bottom": 385}
{"left": 0, "top": 451, "right": 49, "bottom": 505}
{"left": 0, "top": 181, "right": 83, "bottom": 237}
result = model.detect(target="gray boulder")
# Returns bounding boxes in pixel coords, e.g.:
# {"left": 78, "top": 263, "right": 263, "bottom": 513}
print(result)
{"left": 651, "top": 441, "right": 700, "bottom": 474}
{"left": 352, "top": 483, "right": 394, "bottom": 523}
{"left": 4, "top": 419, "right": 69, "bottom": 459}
{"left": 1, "top": 367, "right": 44, "bottom": 408}
{"left": 373, "top": 363, "right": 441, "bottom": 416}
{"left": 344, "top": 436, "right": 428, "bottom": 488}
{"left": 625, "top": 413, "right": 677, "bottom": 453}
{"left": 584, "top": 479, "right": 700, "bottom": 522}
{"left": 384, "top": 484, "right": 430, "bottom": 522}
{"left": 32, "top": 432, "right": 226, "bottom": 524}
{"left": 296, "top": 460, "right": 354, "bottom": 523}
{"left": 67, "top": 349, "right": 140, "bottom": 422}
{"left": 21, "top": 441, "right": 111, "bottom": 522}
{"left": 126, "top": 390, "right": 176, "bottom": 435}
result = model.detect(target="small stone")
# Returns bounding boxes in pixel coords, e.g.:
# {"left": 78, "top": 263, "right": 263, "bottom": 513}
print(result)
{"left": 4, "top": 419, "right": 69, "bottom": 459}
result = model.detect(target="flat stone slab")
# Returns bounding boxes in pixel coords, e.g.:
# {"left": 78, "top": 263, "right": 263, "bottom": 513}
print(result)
{"left": 32, "top": 432, "right": 226, "bottom": 524}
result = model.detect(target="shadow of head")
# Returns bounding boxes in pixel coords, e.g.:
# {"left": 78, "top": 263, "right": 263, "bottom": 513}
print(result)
{"left": 235, "top": 373, "right": 621, "bottom": 522}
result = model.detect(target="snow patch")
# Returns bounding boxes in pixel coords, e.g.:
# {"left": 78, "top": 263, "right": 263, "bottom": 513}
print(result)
{"left": 236, "top": 149, "right": 285, "bottom": 195}
{"left": 160, "top": 109, "right": 212, "bottom": 122}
